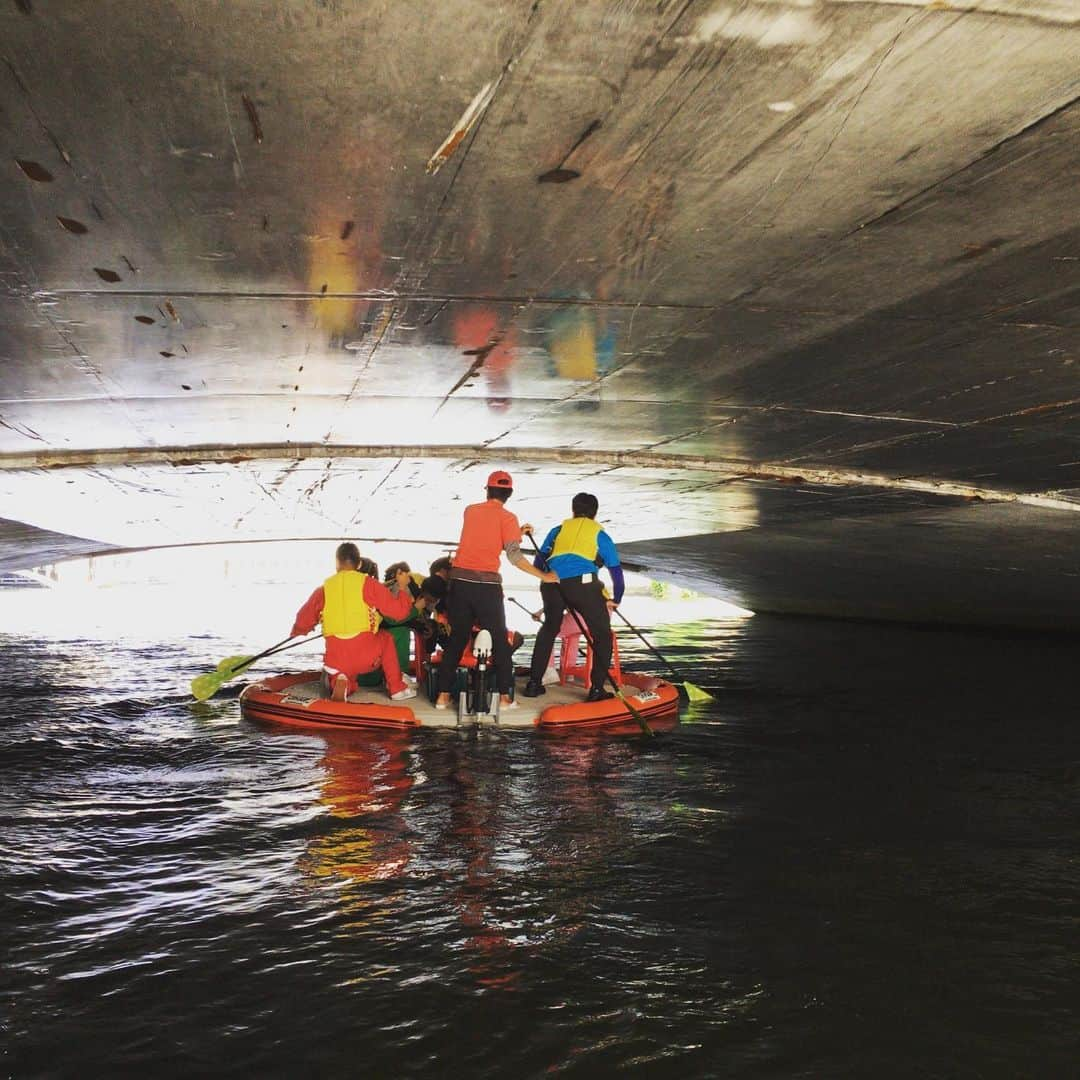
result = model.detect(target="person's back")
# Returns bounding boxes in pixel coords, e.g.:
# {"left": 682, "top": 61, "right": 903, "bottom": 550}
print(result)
{"left": 453, "top": 499, "right": 521, "bottom": 578}
{"left": 292, "top": 542, "right": 417, "bottom": 702}
{"left": 433, "top": 471, "right": 555, "bottom": 711}
{"left": 523, "top": 492, "right": 623, "bottom": 702}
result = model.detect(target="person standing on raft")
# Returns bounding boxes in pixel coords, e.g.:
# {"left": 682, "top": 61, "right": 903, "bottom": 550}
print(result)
{"left": 522, "top": 492, "right": 624, "bottom": 702}
{"left": 434, "top": 471, "right": 556, "bottom": 711}
{"left": 292, "top": 542, "right": 418, "bottom": 703}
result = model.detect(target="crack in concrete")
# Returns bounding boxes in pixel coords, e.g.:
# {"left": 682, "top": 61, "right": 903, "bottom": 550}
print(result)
{"left": 535, "top": 33, "right": 734, "bottom": 296}
{"left": 323, "top": 302, "right": 398, "bottom": 440}
{"left": 825, "top": 1, "right": 1080, "bottom": 28}
{"left": 0, "top": 415, "right": 44, "bottom": 442}
{"left": 398, "top": 1, "right": 546, "bottom": 299}
{"left": 359, "top": 459, "right": 404, "bottom": 516}
{"left": 2, "top": 56, "right": 75, "bottom": 173}
{"left": 846, "top": 89, "right": 1080, "bottom": 238}
{"left": 763, "top": 11, "right": 922, "bottom": 229}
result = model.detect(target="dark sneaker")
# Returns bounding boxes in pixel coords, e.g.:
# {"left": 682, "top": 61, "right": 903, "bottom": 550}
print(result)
{"left": 586, "top": 687, "right": 614, "bottom": 703}
{"left": 521, "top": 681, "right": 546, "bottom": 698}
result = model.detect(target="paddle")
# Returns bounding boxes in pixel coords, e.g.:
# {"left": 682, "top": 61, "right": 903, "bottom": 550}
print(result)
{"left": 190, "top": 635, "right": 319, "bottom": 701}
{"left": 526, "top": 535, "right": 652, "bottom": 737}
{"left": 610, "top": 608, "right": 713, "bottom": 702}
{"left": 507, "top": 596, "right": 540, "bottom": 622}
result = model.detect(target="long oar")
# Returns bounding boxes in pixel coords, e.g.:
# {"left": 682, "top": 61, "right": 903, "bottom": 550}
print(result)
{"left": 213, "top": 634, "right": 296, "bottom": 677}
{"left": 190, "top": 635, "right": 318, "bottom": 701}
{"left": 611, "top": 609, "right": 713, "bottom": 702}
{"left": 526, "top": 536, "right": 652, "bottom": 737}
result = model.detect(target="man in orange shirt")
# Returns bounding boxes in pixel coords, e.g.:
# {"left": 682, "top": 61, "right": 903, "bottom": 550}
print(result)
{"left": 434, "top": 471, "right": 557, "bottom": 711}
{"left": 292, "top": 542, "right": 418, "bottom": 702}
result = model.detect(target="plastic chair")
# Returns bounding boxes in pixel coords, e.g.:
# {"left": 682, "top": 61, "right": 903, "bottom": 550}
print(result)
{"left": 559, "top": 627, "right": 621, "bottom": 687}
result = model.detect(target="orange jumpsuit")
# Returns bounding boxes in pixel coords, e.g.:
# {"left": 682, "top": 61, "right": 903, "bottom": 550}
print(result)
{"left": 292, "top": 577, "right": 414, "bottom": 694}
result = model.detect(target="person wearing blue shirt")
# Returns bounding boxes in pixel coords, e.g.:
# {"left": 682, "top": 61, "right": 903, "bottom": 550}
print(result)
{"left": 522, "top": 492, "right": 624, "bottom": 702}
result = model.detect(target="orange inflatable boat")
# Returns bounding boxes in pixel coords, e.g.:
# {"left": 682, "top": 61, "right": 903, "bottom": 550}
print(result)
{"left": 240, "top": 670, "right": 679, "bottom": 734}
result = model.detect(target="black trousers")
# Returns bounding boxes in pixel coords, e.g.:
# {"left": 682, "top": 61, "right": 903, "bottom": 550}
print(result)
{"left": 436, "top": 578, "right": 513, "bottom": 695}
{"left": 529, "top": 578, "right": 611, "bottom": 691}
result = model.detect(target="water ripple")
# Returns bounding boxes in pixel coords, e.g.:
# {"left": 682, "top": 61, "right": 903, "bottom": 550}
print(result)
{"left": 1, "top": 618, "right": 1078, "bottom": 1075}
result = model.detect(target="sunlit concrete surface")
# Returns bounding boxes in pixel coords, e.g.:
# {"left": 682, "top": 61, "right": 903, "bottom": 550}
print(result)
{"left": 1, "top": 1, "right": 1078, "bottom": 626}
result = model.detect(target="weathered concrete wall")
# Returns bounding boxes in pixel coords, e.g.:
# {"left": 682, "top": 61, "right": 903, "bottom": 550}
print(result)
{"left": 0, "top": 1, "right": 1077, "bottom": 626}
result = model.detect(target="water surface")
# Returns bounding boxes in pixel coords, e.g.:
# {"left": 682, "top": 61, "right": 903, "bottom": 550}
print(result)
{"left": 1, "top": 612, "right": 1077, "bottom": 1077}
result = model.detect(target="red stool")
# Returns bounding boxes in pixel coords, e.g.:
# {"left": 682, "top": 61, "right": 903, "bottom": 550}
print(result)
{"left": 559, "top": 629, "right": 621, "bottom": 688}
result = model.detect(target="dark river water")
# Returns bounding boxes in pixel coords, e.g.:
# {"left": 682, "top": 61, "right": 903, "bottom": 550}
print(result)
{"left": 1, "top": 611, "right": 1077, "bottom": 1078}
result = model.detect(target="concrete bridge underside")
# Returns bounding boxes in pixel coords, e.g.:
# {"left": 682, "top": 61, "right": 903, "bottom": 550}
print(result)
{"left": 1, "top": 1, "right": 1078, "bottom": 628}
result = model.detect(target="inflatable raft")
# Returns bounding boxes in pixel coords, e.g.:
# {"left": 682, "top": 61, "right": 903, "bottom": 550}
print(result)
{"left": 239, "top": 670, "right": 679, "bottom": 734}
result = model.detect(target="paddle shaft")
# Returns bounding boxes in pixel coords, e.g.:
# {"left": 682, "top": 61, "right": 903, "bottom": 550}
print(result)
{"left": 225, "top": 634, "right": 319, "bottom": 676}
{"left": 256, "top": 634, "right": 320, "bottom": 660}
{"left": 611, "top": 608, "right": 712, "bottom": 701}
{"left": 234, "top": 635, "right": 295, "bottom": 671}
{"left": 612, "top": 609, "right": 681, "bottom": 682}
{"left": 507, "top": 596, "right": 539, "bottom": 621}
{"left": 526, "top": 535, "right": 651, "bottom": 736}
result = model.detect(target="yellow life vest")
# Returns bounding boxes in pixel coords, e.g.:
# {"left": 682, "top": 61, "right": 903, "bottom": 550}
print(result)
{"left": 322, "top": 571, "right": 377, "bottom": 638}
{"left": 550, "top": 517, "right": 603, "bottom": 563}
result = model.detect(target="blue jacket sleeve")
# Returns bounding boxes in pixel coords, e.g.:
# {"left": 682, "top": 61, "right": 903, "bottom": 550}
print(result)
{"left": 596, "top": 530, "right": 620, "bottom": 568}
{"left": 608, "top": 564, "right": 625, "bottom": 605}
{"left": 597, "top": 531, "right": 624, "bottom": 603}
{"left": 534, "top": 526, "right": 559, "bottom": 569}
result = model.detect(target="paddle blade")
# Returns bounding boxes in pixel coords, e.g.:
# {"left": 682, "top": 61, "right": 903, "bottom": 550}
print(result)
{"left": 683, "top": 681, "right": 714, "bottom": 703}
{"left": 217, "top": 654, "right": 253, "bottom": 673}
{"left": 190, "top": 671, "right": 225, "bottom": 701}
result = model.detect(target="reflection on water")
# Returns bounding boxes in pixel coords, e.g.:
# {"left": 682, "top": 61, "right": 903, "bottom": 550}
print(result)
{"left": 452, "top": 306, "right": 519, "bottom": 412}
{"left": 298, "top": 733, "right": 414, "bottom": 899}
{"left": 2, "top": 613, "right": 1078, "bottom": 1075}
{"left": 544, "top": 302, "right": 616, "bottom": 384}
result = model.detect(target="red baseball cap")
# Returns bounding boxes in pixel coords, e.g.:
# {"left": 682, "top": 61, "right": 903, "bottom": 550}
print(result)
{"left": 487, "top": 470, "right": 513, "bottom": 489}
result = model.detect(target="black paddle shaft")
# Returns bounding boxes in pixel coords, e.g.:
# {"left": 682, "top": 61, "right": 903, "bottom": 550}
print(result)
{"left": 224, "top": 634, "right": 317, "bottom": 676}
{"left": 612, "top": 608, "right": 682, "bottom": 682}
{"left": 507, "top": 596, "right": 539, "bottom": 621}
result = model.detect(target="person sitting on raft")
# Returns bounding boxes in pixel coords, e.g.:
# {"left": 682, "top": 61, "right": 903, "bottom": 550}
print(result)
{"left": 381, "top": 567, "right": 445, "bottom": 664}
{"left": 429, "top": 556, "right": 453, "bottom": 581}
{"left": 291, "top": 542, "right": 418, "bottom": 703}
{"left": 418, "top": 573, "right": 448, "bottom": 617}
{"left": 384, "top": 561, "right": 425, "bottom": 601}
{"left": 522, "top": 492, "right": 624, "bottom": 702}
{"left": 416, "top": 572, "right": 506, "bottom": 652}
{"left": 410, "top": 575, "right": 451, "bottom": 649}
